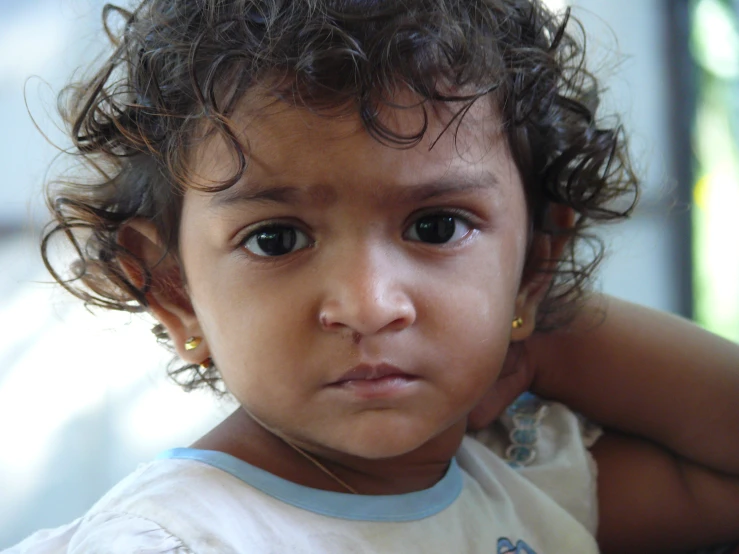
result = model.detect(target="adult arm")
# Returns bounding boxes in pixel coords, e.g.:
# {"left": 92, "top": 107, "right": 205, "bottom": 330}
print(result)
{"left": 529, "top": 294, "right": 739, "bottom": 552}
{"left": 530, "top": 293, "right": 739, "bottom": 475}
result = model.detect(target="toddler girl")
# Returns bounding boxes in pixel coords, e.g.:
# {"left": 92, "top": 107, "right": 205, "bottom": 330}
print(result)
{"left": 6, "top": 0, "right": 739, "bottom": 552}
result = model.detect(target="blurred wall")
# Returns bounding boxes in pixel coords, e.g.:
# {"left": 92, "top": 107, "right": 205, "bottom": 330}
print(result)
{"left": 572, "top": 0, "right": 687, "bottom": 314}
{"left": 0, "top": 0, "right": 106, "bottom": 229}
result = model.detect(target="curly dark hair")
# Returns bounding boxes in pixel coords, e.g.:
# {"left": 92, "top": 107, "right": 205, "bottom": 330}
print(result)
{"left": 41, "top": 0, "right": 638, "bottom": 393}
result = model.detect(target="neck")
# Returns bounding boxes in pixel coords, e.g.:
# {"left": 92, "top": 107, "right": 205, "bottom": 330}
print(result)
{"left": 191, "top": 408, "right": 465, "bottom": 495}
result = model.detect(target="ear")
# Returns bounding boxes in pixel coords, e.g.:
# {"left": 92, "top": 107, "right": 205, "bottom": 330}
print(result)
{"left": 511, "top": 204, "right": 575, "bottom": 341}
{"left": 118, "top": 219, "right": 211, "bottom": 364}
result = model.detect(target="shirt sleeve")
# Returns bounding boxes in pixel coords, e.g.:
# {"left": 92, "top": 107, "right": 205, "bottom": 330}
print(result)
{"left": 4, "top": 512, "right": 193, "bottom": 554}
{"left": 69, "top": 512, "right": 194, "bottom": 553}
{"left": 3, "top": 519, "right": 83, "bottom": 554}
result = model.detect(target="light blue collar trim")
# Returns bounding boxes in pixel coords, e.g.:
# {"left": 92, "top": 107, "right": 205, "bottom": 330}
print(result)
{"left": 157, "top": 447, "right": 463, "bottom": 522}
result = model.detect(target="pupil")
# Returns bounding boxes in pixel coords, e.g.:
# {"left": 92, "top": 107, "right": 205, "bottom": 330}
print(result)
{"left": 416, "top": 216, "right": 455, "bottom": 243}
{"left": 256, "top": 227, "right": 296, "bottom": 255}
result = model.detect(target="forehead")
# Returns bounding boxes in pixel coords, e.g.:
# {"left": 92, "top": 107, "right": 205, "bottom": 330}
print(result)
{"left": 190, "top": 91, "right": 518, "bottom": 196}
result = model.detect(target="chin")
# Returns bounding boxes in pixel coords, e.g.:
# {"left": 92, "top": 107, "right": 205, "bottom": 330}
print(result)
{"left": 330, "top": 423, "right": 457, "bottom": 461}
{"left": 345, "top": 442, "right": 421, "bottom": 460}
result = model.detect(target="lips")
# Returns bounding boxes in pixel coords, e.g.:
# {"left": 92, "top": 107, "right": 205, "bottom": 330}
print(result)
{"left": 331, "top": 363, "right": 417, "bottom": 385}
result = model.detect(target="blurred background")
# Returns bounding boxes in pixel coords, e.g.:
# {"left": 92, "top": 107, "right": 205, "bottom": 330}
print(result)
{"left": 0, "top": 0, "right": 737, "bottom": 547}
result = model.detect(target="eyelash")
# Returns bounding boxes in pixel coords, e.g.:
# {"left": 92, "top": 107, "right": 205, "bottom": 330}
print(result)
{"left": 238, "top": 209, "right": 478, "bottom": 258}
{"left": 404, "top": 208, "right": 477, "bottom": 243}
{"left": 238, "top": 220, "right": 313, "bottom": 259}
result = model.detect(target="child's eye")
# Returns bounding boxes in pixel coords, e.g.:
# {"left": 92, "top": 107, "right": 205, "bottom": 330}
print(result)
{"left": 242, "top": 224, "right": 312, "bottom": 257}
{"left": 405, "top": 213, "right": 473, "bottom": 244}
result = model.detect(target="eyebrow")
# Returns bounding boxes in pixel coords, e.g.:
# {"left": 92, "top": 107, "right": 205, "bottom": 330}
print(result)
{"left": 209, "top": 170, "right": 499, "bottom": 209}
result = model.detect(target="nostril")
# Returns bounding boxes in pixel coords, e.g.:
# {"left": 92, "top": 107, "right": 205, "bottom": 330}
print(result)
{"left": 318, "top": 291, "right": 416, "bottom": 337}
{"left": 319, "top": 313, "right": 363, "bottom": 344}
{"left": 320, "top": 312, "right": 348, "bottom": 333}
{"left": 320, "top": 313, "right": 341, "bottom": 331}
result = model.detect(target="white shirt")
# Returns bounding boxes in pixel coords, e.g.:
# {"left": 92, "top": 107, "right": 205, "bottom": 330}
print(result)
{"left": 5, "top": 398, "right": 600, "bottom": 553}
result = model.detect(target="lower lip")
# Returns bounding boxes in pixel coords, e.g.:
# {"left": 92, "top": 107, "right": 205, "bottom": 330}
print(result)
{"left": 331, "top": 375, "right": 419, "bottom": 399}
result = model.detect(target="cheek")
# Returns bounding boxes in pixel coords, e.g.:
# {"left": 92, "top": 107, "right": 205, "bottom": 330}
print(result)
{"left": 189, "top": 270, "right": 318, "bottom": 386}
{"left": 432, "top": 282, "right": 514, "bottom": 362}
{"left": 194, "top": 281, "right": 288, "bottom": 345}
{"left": 419, "top": 240, "right": 523, "bottom": 365}
{"left": 427, "top": 229, "right": 526, "bottom": 314}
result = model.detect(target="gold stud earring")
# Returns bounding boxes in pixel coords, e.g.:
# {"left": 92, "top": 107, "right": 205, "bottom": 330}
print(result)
{"left": 184, "top": 336, "right": 202, "bottom": 351}
{"left": 512, "top": 317, "right": 524, "bottom": 329}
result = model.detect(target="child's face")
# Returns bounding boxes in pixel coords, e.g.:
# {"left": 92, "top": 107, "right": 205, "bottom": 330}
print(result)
{"left": 175, "top": 94, "right": 535, "bottom": 460}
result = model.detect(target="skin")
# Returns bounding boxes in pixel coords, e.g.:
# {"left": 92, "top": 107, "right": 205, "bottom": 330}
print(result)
{"left": 124, "top": 94, "right": 553, "bottom": 495}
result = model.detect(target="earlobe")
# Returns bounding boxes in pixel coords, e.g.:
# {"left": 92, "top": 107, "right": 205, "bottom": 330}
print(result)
{"left": 511, "top": 281, "right": 544, "bottom": 341}
{"left": 118, "top": 219, "right": 210, "bottom": 363}
{"left": 511, "top": 204, "right": 575, "bottom": 341}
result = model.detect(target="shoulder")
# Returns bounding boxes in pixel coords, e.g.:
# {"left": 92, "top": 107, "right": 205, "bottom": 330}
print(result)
{"left": 90, "top": 456, "right": 263, "bottom": 547}
{"left": 5, "top": 458, "right": 251, "bottom": 554}
{"left": 90, "top": 456, "right": 241, "bottom": 515}
{"left": 3, "top": 511, "right": 192, "bottom": 554}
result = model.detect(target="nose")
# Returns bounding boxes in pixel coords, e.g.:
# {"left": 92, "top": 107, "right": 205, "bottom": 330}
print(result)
{"left": 318, "top": 243, "right": 416, "bottom": 338}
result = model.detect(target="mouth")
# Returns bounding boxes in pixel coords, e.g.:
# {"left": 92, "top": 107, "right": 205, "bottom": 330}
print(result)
{"left": 331, "top": 363, "right": 417, "bottom": 384}
{"left": 328, "top": 363, "right": 420, "bottom": 399}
